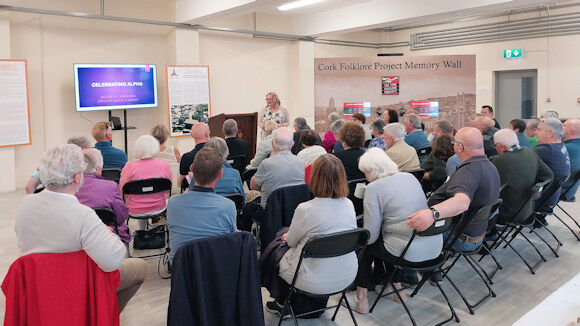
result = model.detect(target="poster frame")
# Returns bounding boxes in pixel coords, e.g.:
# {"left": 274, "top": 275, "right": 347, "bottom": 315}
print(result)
{"left": 165, "top": 65, "right": 212, "bottom": 139}
{"left": 0, "top": 59, "right": 31, "bottom": 148}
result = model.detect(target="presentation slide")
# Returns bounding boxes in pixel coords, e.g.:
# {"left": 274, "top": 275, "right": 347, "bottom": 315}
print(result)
{"left": 411, "top": 101, "right": 439, "bottom": 117}
{"left": 74, "top": 64, "right": 158, "bottom": 111}
{"left": 343, "top": 102, "right": 371, "bottom": 117}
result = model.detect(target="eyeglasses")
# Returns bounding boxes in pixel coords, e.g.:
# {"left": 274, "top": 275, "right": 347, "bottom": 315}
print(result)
{"left": 450, "top": 139, "right": 463, "bottom": 146}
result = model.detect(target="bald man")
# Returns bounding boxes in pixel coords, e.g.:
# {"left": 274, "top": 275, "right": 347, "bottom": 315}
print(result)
{"left": 561, "top": 118, "right": 580, "bottom": 201}
{"left": 471, "top": 116, "right": 499, "bottom": 157}
{"left": 408, "top": 127, "right": 500, "bottom": 252}
{"left": 179, "top": 123, "right": 211, "bottom": 189}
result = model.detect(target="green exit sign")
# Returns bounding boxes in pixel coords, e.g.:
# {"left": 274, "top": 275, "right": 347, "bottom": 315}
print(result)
{"left": 504, "top": 49, "right": 523, "bottom": 58}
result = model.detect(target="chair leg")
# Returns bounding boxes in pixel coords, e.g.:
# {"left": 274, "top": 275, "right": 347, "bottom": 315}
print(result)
{"left": 528, "top": 226, "right": 560, "bottom": 257}
{"left": 337, "top": 291, "right": 358, "bottom": 326}
{"left": 442, "top": 267, "right": 474, "bottom": 314}
{"left": 434, "top": 281, "right": 460, "bottom": 325}
{"left": 556, "top": 203, "right": 580, "bottom": 229}
{"left": 497, "top": 232, "right": 541, "bottom": 274}
{"left": 409, "top": 270, "right": 431, "bottom": 297}
{"left": 502, "top": 226, "right": 523, "bottom": 249}
{"left": 480, "top": 244, "right": 502, "bottom": 281}
{"left": 369, "top": 282, "right": 388, "bottom": 313}
{"left": 390, "top": 282, "right": 417, "bottom": 326}
{"left": 534, "top": 218, "right": 563, "bottom": 246}
{"left": 518, "top": 229, "right": 548, "bottom": 263}
{"left": 278, "top": 291, "right": 296, "bottom": 326}
{"left": 552, "top": 211, "right": 580, "bottom": 241}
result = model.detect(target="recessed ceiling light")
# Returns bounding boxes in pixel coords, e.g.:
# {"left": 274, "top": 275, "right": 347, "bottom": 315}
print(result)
{"left": 278, "top": 0, "right": 324, "bottom": 11}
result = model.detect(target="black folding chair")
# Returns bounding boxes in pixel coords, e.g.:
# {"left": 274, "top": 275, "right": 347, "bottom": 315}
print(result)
{"left": 416, "top": 146, "right": 432, "bottom": 163}
{"left": 364, "top": 139, "right": 372, "bottom": 148}
{"left": 440, "top": 200, "right": 502, "bottom": 314}
{"left": 487, "top": 180, "right": 551, "bottom": 274}
{"left": 94, "top": 207, "right": 119, "bottom": 235}
{"left": 33, "top": 187, "right": 45, "bottom": 193}
{"left": 101, "top": 168, "right": 122, "bottom": 183}
{"left": 407, "top": 169, "right": 425, "bottom": 182}
{"left": 370, "top": 212, "right": 459, "bottom": 325}
{"left": 227, "top": 154, "right": 247, "bottom": 178}
{"left": 277, "top": 229, "right": 370, "bottom": 326}
{"left": 347, "top": 178, "right": 368, "bottom": 221}
{"left": 552, "top": 170, "right": 580, "bottom": 241}
{"left": 122, "top": 178, "right": 172, "bottom": 258}
{"left": 242, "top": 168, "right": 258, "bottom": 189}
{"left": 223, "top": 193, "right": 245, "bottom": 213}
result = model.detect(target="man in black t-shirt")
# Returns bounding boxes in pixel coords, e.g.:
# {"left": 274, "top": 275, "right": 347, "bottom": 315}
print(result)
{"left": 408, "top": 127, "right": 500, "bottom": 252}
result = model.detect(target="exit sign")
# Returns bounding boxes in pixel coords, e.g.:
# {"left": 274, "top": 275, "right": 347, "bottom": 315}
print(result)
{"left": 504, "top": 49, "right": 523, "bottom": 58}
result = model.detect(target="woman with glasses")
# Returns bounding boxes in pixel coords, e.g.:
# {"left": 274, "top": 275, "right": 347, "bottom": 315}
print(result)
{"left": 258, "top": 92, "right": 289, "bottom": 138}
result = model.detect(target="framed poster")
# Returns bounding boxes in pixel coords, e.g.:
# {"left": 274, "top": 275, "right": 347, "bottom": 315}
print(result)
{"left": 382, "top": 76, "right": 399, "bottom": 95}
{"left": 0, "top": 59, "right": 31, "bottom": 148}
{"left": 166, "top": 65, "right": 211, "bottom": 138}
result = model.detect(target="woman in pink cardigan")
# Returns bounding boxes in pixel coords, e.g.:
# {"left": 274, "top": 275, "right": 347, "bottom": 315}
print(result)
{"left": 119, "top": 135, "right": 172, "bottom": 230}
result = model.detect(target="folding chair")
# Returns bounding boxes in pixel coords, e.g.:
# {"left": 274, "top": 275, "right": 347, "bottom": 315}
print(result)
{"left": 487, "top": 180, "right": 551, "bottom": 274}
{"left": 101, "top": 168, "right": 122, "bottom": 183}
{"left": 407, "top": 169, "right": 425, "bottom": 182}
{"left": 226, "top": 154, "right": 247, "bottom": 178}
{"left": 222, "top": 193, "right": 245, "bottom": 213}
{"left": 416, "top": 146, "right": 432, "bottom": 163}
{"left": 94, "top": 207, "right": 119, "bottom": 235}
{"left": 370, "top": 212, "right": 459, "bottom": 325}
{"left": 552, "top": 170, "right": 580, "bottom": 241}
{"left": 122, "top": 177, "right": 172, "bottom": 259}
{"left": 277, "top": 229, "right": 370, "bottom": 326}
{"left": 242, "top": 168, "right": 257, "bottom": 189}
{"left": 346, "top": 178, "right": 368, "bottom": 221}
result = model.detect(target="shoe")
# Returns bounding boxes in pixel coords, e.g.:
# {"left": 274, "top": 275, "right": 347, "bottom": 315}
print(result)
{"left": 266, "top": 301, "right": 291, "bottom": 318}
{"left": 533, "top": 217, "right": 548, "bottom": 228}
{"left": 561, "top": 196, "right": 575, "bottom": 203}
{"left": 400, "top": 272, "right": 419, "bottom": 285}
{"left": 485, "top": 233, "right": 498, "bottom": 242}
{"left": 429, "top": 271, "right": 443, "bottom": 282}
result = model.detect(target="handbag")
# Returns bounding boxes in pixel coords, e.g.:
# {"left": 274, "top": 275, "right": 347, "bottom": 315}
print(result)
{"left": 133, "top": 225, "right": 166, "bottom": 250}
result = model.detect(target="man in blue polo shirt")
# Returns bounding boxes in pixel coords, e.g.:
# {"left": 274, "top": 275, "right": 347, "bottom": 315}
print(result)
{"left": 91, "top": 122, "right": 127, "bottom": 169}
{"left": 561, "top": 119, "right": 580, "bottom": 201}
{"left": 403, "top": 113, "right": 429, "bottom": 151}
{"left": 167, "top": 148, "right": 237, "bottom": 263}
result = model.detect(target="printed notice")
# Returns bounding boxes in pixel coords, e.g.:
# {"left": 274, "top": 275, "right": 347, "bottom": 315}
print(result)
{"left": 166, "top": 66, "right": 211, "bottom": 137}
{"left": 0, "top": 60, "right": 31, "bottom": 147}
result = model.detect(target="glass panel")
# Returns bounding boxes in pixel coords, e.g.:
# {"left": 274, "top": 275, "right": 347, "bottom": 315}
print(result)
{"left": 521, "top": 76, "right": 535, "bottom": 119}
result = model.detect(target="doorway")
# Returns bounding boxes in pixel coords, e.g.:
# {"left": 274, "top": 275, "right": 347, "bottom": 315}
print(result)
{"left": 494, "top": 69, "right": 537, "bottom": 128}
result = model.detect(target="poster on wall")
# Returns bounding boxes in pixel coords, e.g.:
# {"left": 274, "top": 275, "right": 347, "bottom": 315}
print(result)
{"left": 314, "top": 55, "right": 476, "bottom": 135}
{"left": 166, "top": 65, "right": 211, "bottom": 137}
{"left": 0, "top": 60, "right": 31, "bottom": 148}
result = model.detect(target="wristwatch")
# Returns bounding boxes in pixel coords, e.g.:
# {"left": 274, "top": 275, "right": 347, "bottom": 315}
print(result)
{"left": 430, "top": 207, "right": 441, "bottom": 221}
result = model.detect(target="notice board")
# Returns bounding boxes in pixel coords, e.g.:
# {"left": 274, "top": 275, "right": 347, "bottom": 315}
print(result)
{"left": 0, "top": 60, "right": 31, "bottom": 148}
{"left": 166, "top": 65, "right": 211, "bottom": 138}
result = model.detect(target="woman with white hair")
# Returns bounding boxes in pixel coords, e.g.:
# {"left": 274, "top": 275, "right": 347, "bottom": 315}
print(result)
{"left": 247, "top": 120, "right": 278, "bottom": 170}
{"left": 353, "top": 148, "right": 442, "bottom": 313}
{"left": 119, "top": 135, "right": 172, "bottom": 229}
{"left": 76, "top": 148, "right": 131, "bottom": 245}
{"left": 322, "top": 112, "right": 343, "bottom": 153}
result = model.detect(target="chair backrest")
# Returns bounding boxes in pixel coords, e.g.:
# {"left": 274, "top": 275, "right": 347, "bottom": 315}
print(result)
{"left": 101, "top": 168, "right": 122, "bottom": 183}
{"left": 443, "top": 200, "right": 500, "bottom": 250}
{"left": 536, "top": 175, "right": 569, "bottom": 211}
{"left": 226, "top": 154, "right": 247, "bottom": 176}
{"left": 301, "top": 228, "right": 370, "bottom": 259}
{"left": 222, "top": 193, "right": 245, "bottom": 212}
{"left": 407, "top": 169, "right": 425, "bottom": 182}
{"left": 416, "top": 146, "right": 432, "bottom": 159}
{"left": 347, "top": 178, "right": 368, "bottom": 217}
{"left": 242, "top": 168, "right": 257, "bottom": 188}
{"left": 397, "top": 213, "right": 456, "bottom": 263}
{"left": 93, "top": 207, "right": 117, "bottom": 227}
{"left": 122, "top": 178, "right": 172, "bottom": 201}
{"left": 561, "top": 170, "right": 580, "bottom": 198}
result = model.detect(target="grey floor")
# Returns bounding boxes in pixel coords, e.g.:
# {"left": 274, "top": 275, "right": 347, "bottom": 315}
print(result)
{"left": 1, "top": 189, "right": 579, "bottom": 325}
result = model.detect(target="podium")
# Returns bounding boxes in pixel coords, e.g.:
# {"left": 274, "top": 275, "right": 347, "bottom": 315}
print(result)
{"left": 208, "top": 112, "right": 258, "bottom": 159}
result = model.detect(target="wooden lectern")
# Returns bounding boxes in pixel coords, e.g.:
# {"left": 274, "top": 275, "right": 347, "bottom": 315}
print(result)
{"left": 208, "top": 112, "right": 258, "bottom": 159}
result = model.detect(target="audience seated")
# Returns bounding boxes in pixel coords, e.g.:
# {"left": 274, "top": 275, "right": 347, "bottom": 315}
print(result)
{"left": 179, "top": 123, "right": 210, "bottom": 189}
{"left": 471, "top": 116, "right": 499, "bottom": 157}
{"left": 333, "top": 122, "right": 366, "bottom": 180}
{"left": 247, "top": 120, "right": 277, "bottom": 170}
{"left": 151, "top": 125, "right": 181, "bottom": 163}
{"left": 403, "top": 113, "right": 429, "bottom": 150}
{"left": 14, "top": 144, "right": 147, "bottom": 313}
{"left": 352, "top": 113, "right": 372, "bottom": 141}
{"left": 192, "top": 137, "right": 245, "bottom": 201}
{"left": 525, "top": 119, "right": 541, "bottom": 147}
{"left": 291, "top": 117, "right": 321, "bottom": 155}
{"left": 297, "top": 130, "right": 327, "bottom": 168}
{"left": 508, "top": 119, "right": 531, "bottom": 148}
{"left": 223, "top": 118, "right": 249, "bottom": 165}
{"left": 368, "top": 119, "right": 387, "bottom": 150}
{"left": 488, "top": 129, "right": 553, "bottom": 236}
{"left": 382, "top": 108, "right": 399, "bottom": 124}
{"left": 561, "top": 119, "right": 580, "bottom": 201}
{"left": 262, "top": 154, "right": 358, "bottom": 316}
{"left": 119, "top": 135, "right": 172, "bottom": 230}
{"left": 384, "top": 123, "right": 421, "bottom": 172}
{"left": 481, "top": 105, "right": 501, "bottom": 129}
{"left": 408, "top": 127, "right": 501, "bottom": 253}
{"left": 241, "top": 127, "right": 305, "bottom": 231}
{"left": 322, "top": 112, "right": 342, "bottom": 153}
{"left": 422, "top": 135, "right": 455, "bottom": 191}
{"left": 91, "top": 122, "right": 128, "bottom": 169}
{"left": 354, "top": 148, "right": 442, "bottom": 313}
{"left": 76, "top": 148, "right": 132, "bottom": 245}
{"left": 331, "top": 119, "right": 347, "bottom": 153}
{"left": 533, "top": 118, "right": 571, "bottom": 223}
{"left": 167, "top": 148, "right": 237, "bottom": 263}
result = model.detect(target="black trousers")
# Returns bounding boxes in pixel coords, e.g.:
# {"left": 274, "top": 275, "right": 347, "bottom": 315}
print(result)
{"left": 355, "top": 239, "right": 401, "bottom": 289}
{"left": 239, "top": 197, "right": 266, "bottom": 232}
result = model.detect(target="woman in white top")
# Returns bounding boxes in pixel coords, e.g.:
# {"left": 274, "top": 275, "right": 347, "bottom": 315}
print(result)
{"left": 296, "top": 130, "right": 327, "bottom": 167}
{"left": 267, "top": 154, "right": 357, "bottom": 312}
{"left": 151, "top": 125, "right": 181, "bottom": 163}
{"left": 353, "top": 148, "right": 442, "bottom": 313}
{"left": 259, "top": 92, "right": 289, "bottom": 138}
{"left": 246, "top": 120, "right": 277, "bottom": 170}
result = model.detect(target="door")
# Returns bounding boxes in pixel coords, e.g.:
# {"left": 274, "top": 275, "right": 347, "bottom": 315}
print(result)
{"left": 494, "top": 70, "right": 537, "bottom": 128}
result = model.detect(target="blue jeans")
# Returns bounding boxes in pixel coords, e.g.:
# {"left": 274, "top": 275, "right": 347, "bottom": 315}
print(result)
{"left": 443, "top": 231, "right": 484, "bottom": 252}
{"left": 561, "top": 177, "right": 579, "bottom": 200}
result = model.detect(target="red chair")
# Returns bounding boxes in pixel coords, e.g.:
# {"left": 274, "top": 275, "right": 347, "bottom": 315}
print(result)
{"left": 305, "top": 164, "right": 312, "bottom": 184}
{"left": 2, "top": 251, "right": 120, "bottom": 326}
